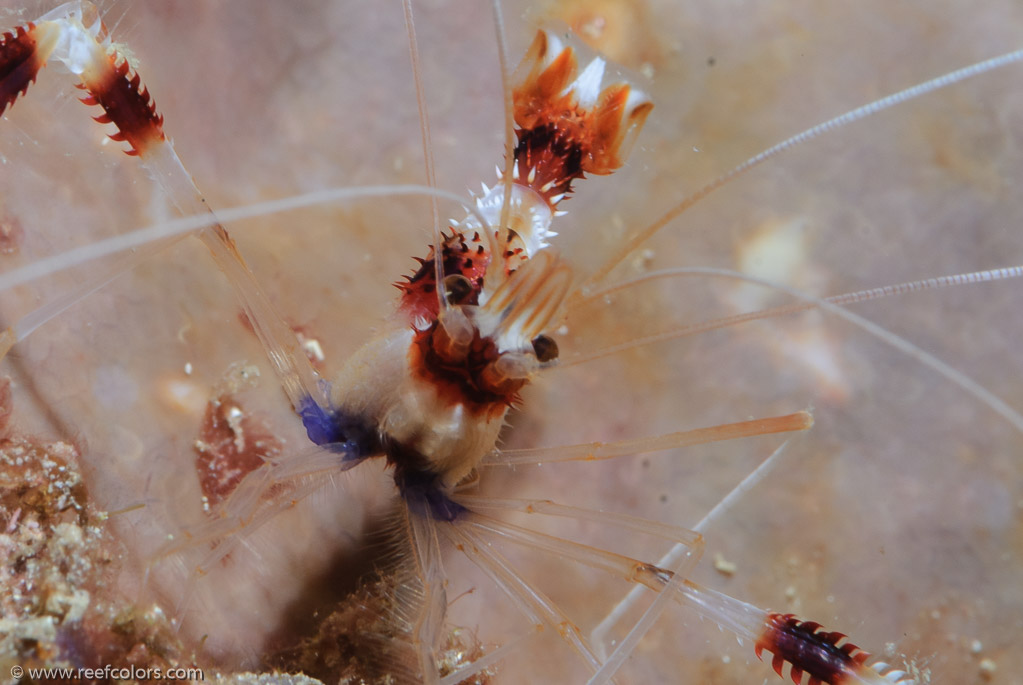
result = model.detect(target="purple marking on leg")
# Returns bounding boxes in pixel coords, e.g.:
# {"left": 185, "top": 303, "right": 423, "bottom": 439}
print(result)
{"left": 297, "top": 393, "right": 376, "bottom": 463}
{"left": 397, "top": 468, "right": 467, "bottom": 522}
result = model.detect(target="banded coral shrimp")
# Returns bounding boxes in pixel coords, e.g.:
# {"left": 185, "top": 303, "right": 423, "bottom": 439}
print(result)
{"left": 0, "top": 0, "right": 1021, "bottom": 683}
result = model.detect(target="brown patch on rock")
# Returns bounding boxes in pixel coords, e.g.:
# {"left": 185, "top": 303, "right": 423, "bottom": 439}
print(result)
{"left": 194, "top": 393, "right": 283, "bottom": 507}
{"left": 271, "top": 569, "right": 494, "bottom": 684}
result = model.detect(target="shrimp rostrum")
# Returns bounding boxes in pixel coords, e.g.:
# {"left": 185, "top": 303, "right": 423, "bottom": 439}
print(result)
{"left": 3, "top": 1, "right": 1023, "bottom": 683}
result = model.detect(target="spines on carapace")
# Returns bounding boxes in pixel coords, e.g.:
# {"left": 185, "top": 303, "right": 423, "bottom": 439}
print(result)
{"left": 77, "top": 50, "right": 165, "bottom": 156}
{"left": 0, "top": 23, "right": 45, "bottom": 116}
{"left": 397, "top": 229, "right": 488, "bottom": 322}
{"left": 755, "top": 612, "right": 913, "bottom": 685}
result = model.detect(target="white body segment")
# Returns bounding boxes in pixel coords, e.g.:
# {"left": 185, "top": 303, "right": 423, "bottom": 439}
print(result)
{"left": 330, "top": 326, "right": 506, "bottom": 487}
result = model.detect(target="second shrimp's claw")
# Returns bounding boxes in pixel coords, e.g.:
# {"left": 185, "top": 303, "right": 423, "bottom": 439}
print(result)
{"left": 755, "top": 612, "right": 915, "bottom": 685}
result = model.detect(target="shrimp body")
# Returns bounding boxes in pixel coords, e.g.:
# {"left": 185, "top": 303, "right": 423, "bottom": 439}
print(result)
{"left": 304, "top": 28, "right": 653, "bottom": 517}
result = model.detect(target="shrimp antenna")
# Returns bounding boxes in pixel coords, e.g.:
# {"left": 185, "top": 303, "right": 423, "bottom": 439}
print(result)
{"left": 0, "top": 186, "right": 490, "bottom": 297}
{"left": 489, "top": 0, "right": 517, "bottom": 291}
{"left": 566, "top": 265, "right": 1023, "bottom": 433}
{"left": 402, "top": 0, "right": 447, "bottom": 312}
{"left": 563, "top": 265, "right": 1023, "bottom": 368}
{"left": 583, "top": 47, "right": 1023, "bottom": 289}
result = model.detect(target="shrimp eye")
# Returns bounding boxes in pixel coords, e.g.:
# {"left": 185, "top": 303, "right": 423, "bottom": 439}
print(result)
{"left": 531, "top": 334, "right": 559, "bottom": 363}
{"left": 443, "top": 274, "right": 474, "bottom": 304}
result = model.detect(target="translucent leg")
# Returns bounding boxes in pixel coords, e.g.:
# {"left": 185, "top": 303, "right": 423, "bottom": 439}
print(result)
{"left": 590, "top": 437, "right": 793, "bottom": 656}
{"left": 441, "top": 521, "right": 608, "bottom": 677}
{"left": 450, "top": 496, "right": 706, "bottom": 682}
{"left": 167, "top": 473, "right": 344, "bottom": 638}
{"left": 455, "top": 501, "right": 914, "bottom": 684}
{"left": 149, "top": 443, "right": 362, "bottom": 632}
{"left": 154, "top": 444, "right": 359, "bottom": 559}
{"left": 407, "top": 507, "right": 447, "bottom": 685}
{"left": 485, "top": 411, "right": 812, "bottom": 465}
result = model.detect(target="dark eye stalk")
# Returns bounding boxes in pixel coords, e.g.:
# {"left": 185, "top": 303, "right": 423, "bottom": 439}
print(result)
{"left": 530, "top": 333, "right": 558, "bottom": 363}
